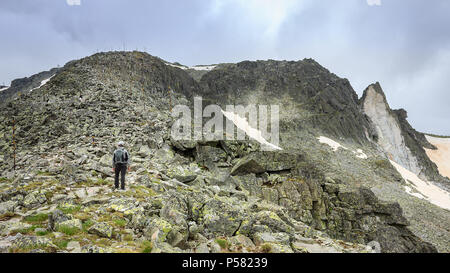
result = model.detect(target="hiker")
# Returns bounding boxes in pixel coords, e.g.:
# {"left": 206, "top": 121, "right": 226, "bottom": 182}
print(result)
{"left": 112, "top": 141, "right": 131, "bottom": 190}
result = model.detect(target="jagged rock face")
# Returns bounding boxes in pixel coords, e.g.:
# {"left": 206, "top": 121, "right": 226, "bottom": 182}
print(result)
{"left": 361, "top": 83, "right": 422, "bottom": 174}
{"left": 361, "top": 83, "right": 445, "bottom": 183}
{"left": 199, "top": 59, "right": 375, "bottom": 145}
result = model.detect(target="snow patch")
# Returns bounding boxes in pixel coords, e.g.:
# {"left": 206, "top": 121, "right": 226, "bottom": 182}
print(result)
{"left": 424, "top": 135, "right": 450, "bottom": 179}
{"left": 189, "top": 65, "right": 216, "bottom": 71}
{"left": 390, "top": 159, "right": 450, "bottom": 210}
{"left": 317, "top": 136, "right": 347, "bottom": 152}
{"left": 165, "top": 62, "right": 188, "bottom": 70}
{"left": 317, "top": 136, "right": 369, "bottom": 160}
{"left": 164, "top": 62, "right": 216, "bottom": 71}
{"left": 0, "top": 86, "right": 9, "bottom": 92}
{"left": 404, "top": 185, "right": 426, "bottom": 200}
{"left": 30, "top": 75, "right": 54, "bottom": 92}
{"left": 221, "top": 110, "right": 282, "bottom": 151}
{"left": 353, "top": 149, "right": 368, "bottom": 159}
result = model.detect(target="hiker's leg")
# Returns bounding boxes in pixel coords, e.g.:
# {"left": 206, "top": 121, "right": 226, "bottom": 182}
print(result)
{"left": 121, "top": 164, "right": 127, "bottom": 190}
{"left": 114, "top": 165, "right": 120, "bottom": 189}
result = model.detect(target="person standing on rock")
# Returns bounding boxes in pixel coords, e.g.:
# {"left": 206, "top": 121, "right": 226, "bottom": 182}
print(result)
{"left": 112, "top": 141, "right": 131, "bottom": 190}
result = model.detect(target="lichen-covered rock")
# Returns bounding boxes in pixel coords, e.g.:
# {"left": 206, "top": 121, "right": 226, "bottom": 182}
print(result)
{"left": 106, "top": 198, "right": 144, "bottom": 217}
{"left": 0, "top": 220, "right": 32, "bottom": 236}
{"left": 137, "top": 145, "right": 153, "bottom": 158}
{"left": 0, "top": 189, "right": 26, "bottom": 203}
{"left": 165, "top": 164, "right": 200, "bottom": 183}
{"left": 194, "top": 242, "right": 210, "bottom": 253}
{"left": 55, "top": 219, "right": 82, "bottom": 231}
{"left": 88, "top": 222, "right": 113, "bottom": 238}
{"left": 22, "top": 192, "right": 47, "bottom": 208}
{"left": 144, "top": 217, "right": 185, "bottom": 247}
{"left": 170, "top": 137, "right": 197, "bottom": 152}
{"left": 229, "top": 234, "right": 255, "bottom": 249}
{"left": 0, "top": 200, "right": 18, "bottom": 215}
{"left": 48, "top": 209, "right": 71, "bottom": 231}
{"left": 150, "top": 241, "right": 184, "bottom": 253}
{"left": 253, "top": 211, "right": 294, "bottom": 234}
{"left": 200, "top": 197, "right": 244, "bottom": 237}
{"left": 130, "top": 212, "right": 147, "bottom": 231}
{"left": 81, "top": 245, "right": 113, "bottom": 253}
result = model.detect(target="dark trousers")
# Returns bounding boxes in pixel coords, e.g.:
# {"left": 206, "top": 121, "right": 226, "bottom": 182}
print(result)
{"left": 114, "top": 163, "right": 127, "bottom": 189}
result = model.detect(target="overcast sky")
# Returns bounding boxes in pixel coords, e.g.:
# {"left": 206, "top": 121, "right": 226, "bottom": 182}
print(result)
{"left": 1, "top": 0, "right": 449, "bottom": 134}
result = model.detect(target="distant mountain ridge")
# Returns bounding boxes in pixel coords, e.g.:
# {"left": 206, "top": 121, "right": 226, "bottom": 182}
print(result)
{"left": 0, "top": 67, "right": 60, "bottom": 103}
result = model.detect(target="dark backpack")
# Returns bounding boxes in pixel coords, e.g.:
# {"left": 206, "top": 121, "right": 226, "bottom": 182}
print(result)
{"left": 114, "top": 149, "right": 128, "bottom": 164}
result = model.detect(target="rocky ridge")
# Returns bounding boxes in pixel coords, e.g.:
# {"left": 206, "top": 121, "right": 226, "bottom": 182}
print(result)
{"left": 0, "top": 67, "right": 60, "bottom": 103}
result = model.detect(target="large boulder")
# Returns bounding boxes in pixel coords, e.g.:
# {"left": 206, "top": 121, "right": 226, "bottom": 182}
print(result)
{"left": 195, "top": 145, "right": 227, "bottom": 170}
{"left": 22, "top": 192, "right": 47, "bottom": 208}
{"left": 48, "top": 209, "right": 70, "bottom": 231}
{"left": 200, "top": 197, "right": 245, "bottom": 237}
{"left": 88, "top": 222, "right": 113, "bottom": 238}
{"left": 0, "top": 220, "right": 32, "bottom": 236}
{"left": 55, "top": 219, "right": 82, "bottom": 231}
{"left": 144, "top": 218, "right": 185, "bottom": 248}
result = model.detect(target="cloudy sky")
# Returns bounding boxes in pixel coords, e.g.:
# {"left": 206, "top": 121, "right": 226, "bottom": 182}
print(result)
{"left": 1, "top": 0, "right": 449, "bottom": 134}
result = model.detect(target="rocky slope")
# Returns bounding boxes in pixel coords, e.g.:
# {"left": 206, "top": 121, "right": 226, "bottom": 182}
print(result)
{"left": 0, "top": 51, "right": 448, "bottom": 253}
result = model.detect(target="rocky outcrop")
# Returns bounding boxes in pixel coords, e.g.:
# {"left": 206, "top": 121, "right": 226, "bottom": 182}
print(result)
{"left": 361, "top": 83, "right": 422, "bottom": 173}
{"left": 361, "top": 82, "right": 445, "bottom": 183}
{"left": 199, "top": 59, "right": 376, "bottom": 145}
{"left": 228, "top": 155, "right": 436, "bottom": 253}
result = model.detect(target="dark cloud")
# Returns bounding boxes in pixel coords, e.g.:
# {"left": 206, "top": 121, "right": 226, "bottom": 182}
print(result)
{"left": 0, "top": 0, "right": 449, "bottom": 134}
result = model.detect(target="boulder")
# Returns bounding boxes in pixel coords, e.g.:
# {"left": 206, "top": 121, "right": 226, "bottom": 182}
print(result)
{"left": 48, "top": 209, "right": 70, "bottom": 231}
{"left": 67, "top": 241, "right": 82, "bottom": 253}
{"left": 253, "top": 232, "right": 290, "bottom": 246}
{"left": 55, "top": 219, "right": 82, "bottom": 231}
{"left": 201, "top": 197, "right": 244, "bottom": 237}
{"left": 88, "top": 222, "right": 113, "bottom": 238}
{"left": 0, "top": 220, "right": 32, "bottom": 236}
{"left": 0, "top": 201, "right": 18, "bottom": 215}
{"left": 23, "top": 192, "right": 47, "bottom": 208}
